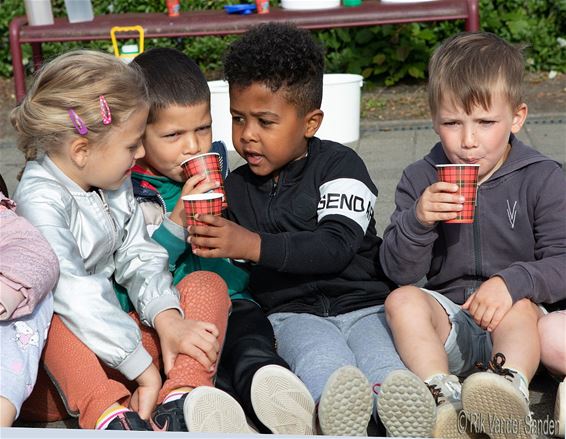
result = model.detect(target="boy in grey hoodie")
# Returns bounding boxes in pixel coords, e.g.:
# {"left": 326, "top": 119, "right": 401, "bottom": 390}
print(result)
{"left": 377, "top": 32, "right": 566, "bottom": 438}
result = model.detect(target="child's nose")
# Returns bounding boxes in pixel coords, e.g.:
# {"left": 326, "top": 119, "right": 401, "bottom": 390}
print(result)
{"left": 239, "top": 121, "right": 256, "bottom": 143}
{"left": 462, "top": 125, "right": 477, "bottom": 149}
{"left": 183, "top": 137, "right": 201, "bottom": 155}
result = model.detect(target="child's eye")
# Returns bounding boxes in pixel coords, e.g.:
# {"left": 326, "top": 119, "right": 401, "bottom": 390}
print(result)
{"left": 165, "top": 132, "right": 179, "bottom": 138}
{"left": 259, "top": 118, "right": 274, "bottom": 127}
{"left": 443, "top": 121, "right": 458, "bottom": 126}
{"left": 479, "top": 120, "right": 495, "bottom": 125}
{"left": 232, "top": 116, "right": 244, "bottom": 124}
{"left": 197, "top": 125, "right": 212, "bottom": 133}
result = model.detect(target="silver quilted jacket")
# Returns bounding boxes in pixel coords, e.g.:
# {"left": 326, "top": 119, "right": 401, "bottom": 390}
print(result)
{"left": 13, "top": 155, "right": 181, "bottom": 380}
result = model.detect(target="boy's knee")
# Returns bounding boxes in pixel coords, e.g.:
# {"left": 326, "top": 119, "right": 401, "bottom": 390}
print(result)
{"left": 385, "top": 286, "right": 425, "bottom": 321}
{"left": 538, "top": 313, "right": 566, "bottom": 359}
{"left": 511, "top": 298, "right": 539, "bottom": 319}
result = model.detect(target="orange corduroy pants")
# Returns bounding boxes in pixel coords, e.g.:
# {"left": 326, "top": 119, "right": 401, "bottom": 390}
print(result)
{"left": 20, "top": 271, "right": 230, "bottom": 429}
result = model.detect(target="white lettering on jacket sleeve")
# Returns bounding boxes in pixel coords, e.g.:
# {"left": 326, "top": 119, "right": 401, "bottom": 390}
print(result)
{"left": 317, "top": 178, "right": 376, "bottom": 232}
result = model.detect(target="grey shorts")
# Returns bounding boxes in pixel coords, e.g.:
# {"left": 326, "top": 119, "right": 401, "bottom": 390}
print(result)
{"left": 421, "top": 288, "right": 492, "bottom": 377}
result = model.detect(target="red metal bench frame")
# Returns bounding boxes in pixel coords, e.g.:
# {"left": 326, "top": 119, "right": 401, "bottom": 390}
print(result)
{"left": 9, "top": 0, "right": 479, "bottom": 102}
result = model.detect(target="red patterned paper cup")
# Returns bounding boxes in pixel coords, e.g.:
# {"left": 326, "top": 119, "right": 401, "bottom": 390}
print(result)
{"left": 182, "top": 193, "right": 224, "bottom": 250}
{"left": 436, "top": 164, "right": 480, "bottom": 224}
{"left": 181, "top": 152, "right": 226, "bottom": 208}
{"left": 182, "top": 193, "right": 223, "bottom": 227}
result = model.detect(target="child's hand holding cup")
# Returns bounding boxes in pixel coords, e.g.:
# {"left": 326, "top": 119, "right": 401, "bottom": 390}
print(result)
{"left": 181, "top": 152, "right": 226, "bottom": 208}
{"left": 182, "top": 193, "right": 224, "bottom": 251}
{"left": 436, "top": 164, "right": 480, "bottom": 223}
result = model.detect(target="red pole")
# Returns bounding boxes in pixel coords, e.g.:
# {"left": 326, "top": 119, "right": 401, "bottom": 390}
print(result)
{"left": 9, "top": 16, "right": 29, "bottom": 103}
{"left": 465, "top": 0, "right": 480, "bottom": 32}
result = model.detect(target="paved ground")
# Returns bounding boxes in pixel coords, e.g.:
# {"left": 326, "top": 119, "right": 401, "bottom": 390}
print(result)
{"left": 2, "top": 112, "right": 565, "bottom": 437}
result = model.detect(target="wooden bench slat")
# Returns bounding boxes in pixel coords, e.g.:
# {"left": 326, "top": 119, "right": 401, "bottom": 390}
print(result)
{"left": 9, "top": 0, "right": 478, "bottom": 101}
{"left": 18, "top": 0, "right": 472, "bottom": 42}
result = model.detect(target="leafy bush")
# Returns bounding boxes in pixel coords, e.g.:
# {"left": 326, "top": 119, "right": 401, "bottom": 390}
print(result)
{"left": 318, "top": 0, "right": 566, "bottom": 85}
{"left": 1, "top": 0, "right": 564, "bottom": 84}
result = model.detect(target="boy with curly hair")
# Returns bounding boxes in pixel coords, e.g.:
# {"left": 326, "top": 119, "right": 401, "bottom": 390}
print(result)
{"left": 128, "top": 47, "right": 317, "bottom": 435}
{"left": 188, "top": 22, "right": 404, "bottom": 436}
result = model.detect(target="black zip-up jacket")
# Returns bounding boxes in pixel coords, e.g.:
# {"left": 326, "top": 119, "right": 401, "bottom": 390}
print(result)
{"left": 225, "top": 138, "right": 396, "bottom": 316}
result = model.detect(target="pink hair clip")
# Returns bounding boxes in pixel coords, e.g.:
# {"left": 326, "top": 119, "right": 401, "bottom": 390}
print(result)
{"left": 99, "top": 95, "right": 112, "bottom": 125}
{"left": 68, "top": 109, "right": 88, "bottom": 135}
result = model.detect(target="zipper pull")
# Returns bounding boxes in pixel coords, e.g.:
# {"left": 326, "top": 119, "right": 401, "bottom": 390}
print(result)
{"left": 98, "top": 189, "right": 109, "bottom": 212}
{"left": 270, "top": 180, "right": 278, "bottom": 197}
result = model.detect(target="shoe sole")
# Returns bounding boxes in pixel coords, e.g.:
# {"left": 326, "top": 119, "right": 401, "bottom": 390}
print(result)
{"left": 434, "top": 400, "right": 479, "bottom": 439}
{"left": 462, "top": 372, "right": 533, "bottom": 439}
{"left": 183, "top": 386, "right": 254, "bottom": 433}
{"left": 318, "top": 365, "right": 372, "bottom": 437}
{"left": 377, "top": 369, "right": 436, "bottom": 437}
{"left": 555, "top": 381, "right": 565, "bottom": 438}
{"left": 250, "top": 364, "right": 316, "bottom": 435}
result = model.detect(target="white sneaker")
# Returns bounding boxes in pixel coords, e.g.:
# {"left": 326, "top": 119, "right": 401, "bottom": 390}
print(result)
{"left": 462, "top": 353, "right": 533, "bottom": 439}
{"left": 556, "top": 379, "right": 565, "bottom": 438}
{"left": 377, "top": 369, "right": 472, "bottom": 438}
{"left": 318, "top": 365, "right": 373, "bottom": 437}
{"left": 183, "top": 386, "right": 255, "bottom": 433}
{"left": 250, "top": 364, "right": 316, "bottom": 435}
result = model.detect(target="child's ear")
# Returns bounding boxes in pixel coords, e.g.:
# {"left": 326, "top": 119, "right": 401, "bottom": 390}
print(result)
{"left": 69, "top": 137, "right": 91, "bottom": 169}
{"left": 304, "top": 109, "right": 324, "bottom": 138}
{"left": 511, "top": 103, "right": 528, "bottom": 133}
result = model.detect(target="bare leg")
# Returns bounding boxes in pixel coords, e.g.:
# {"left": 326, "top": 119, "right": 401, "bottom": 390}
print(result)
{"left": 491, "top": 298, "right": 543, "bottom": 380}
{"left": 0, "top": 397, "right": 16, "bottom": 427}
{"left": 385, "top": 286, "right": 452, "bottom": 380}
{"left": 538, "top": 311, "right": 566, "bottom": 376}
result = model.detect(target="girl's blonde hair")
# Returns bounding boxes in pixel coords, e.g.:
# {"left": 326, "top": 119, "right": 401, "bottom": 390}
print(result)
{"left": 10, "top": 50, "right": 147, "bottom": 173}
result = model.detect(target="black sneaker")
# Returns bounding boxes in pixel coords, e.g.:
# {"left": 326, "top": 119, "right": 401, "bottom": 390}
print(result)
{"left": 151, "top": 393, "right": 189, "bottom": 431}
{"left": 105, "top": 411, "right": 152, "bottom": 430}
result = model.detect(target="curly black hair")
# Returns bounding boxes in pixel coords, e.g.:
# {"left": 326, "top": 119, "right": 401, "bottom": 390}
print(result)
{"left": 223, "top": 22, "right": 324, "bottom": 115}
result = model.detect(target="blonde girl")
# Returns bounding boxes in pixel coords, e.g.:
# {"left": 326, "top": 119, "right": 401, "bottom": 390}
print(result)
{"left": 11, "top": 50, "right": 230, "bottom": 431}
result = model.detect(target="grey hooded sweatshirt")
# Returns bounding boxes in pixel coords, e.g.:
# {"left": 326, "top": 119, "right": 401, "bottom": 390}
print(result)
{"left": 380, "top": 134, "right": 566, "bottom": 306}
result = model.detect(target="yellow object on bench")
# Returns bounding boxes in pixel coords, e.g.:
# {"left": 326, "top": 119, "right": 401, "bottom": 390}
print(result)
{"left": 110, "top": 25, "right": 144, "bottom": 62}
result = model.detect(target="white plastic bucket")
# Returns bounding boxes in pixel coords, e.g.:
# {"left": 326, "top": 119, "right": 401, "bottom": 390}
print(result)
{"left": 208, "top": 80, "right": 233, "bottom": 150}
{"left": 318, "top": 74, "right": 363, "bottom": 145}
{"left": 208, "top": 73, "right": 363, "bottom": 151}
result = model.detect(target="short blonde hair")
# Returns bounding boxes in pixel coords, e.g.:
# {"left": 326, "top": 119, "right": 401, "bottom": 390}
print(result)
{"left": 428, "top": 32, "right": 525, "bottom": 116}
{"left": 10, "top": 50, "right": 147, "bottom": 168}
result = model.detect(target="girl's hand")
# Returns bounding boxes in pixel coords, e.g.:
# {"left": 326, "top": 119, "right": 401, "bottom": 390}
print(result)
{"left": 154, "top": 309, "right": 220, "bottom": 375}
{"left": 169, "top": 174, "right": 220, "bottom": 226}
{"left": 130, "top": 363, "right": 161, "bottom": 420}
{"left": 187, "top": 214, "right": 261, "bottom": 262}
{"left": 416, "top": 182, "right": 464, "bottom": 226}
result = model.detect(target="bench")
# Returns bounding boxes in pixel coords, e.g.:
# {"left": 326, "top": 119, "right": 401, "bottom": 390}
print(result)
{"left": 9, "top": 0, "right": 479, "bottom": 102}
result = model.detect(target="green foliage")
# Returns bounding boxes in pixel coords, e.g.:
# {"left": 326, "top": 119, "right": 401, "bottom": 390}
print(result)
{"left": 316, "top": 0, "right": 566, "bottom": 85}
{"left": 0, "top": 0, "right": 564, "bottom": 84}
{"left": 0, "top": 0, "right": 239, "bottom": 78}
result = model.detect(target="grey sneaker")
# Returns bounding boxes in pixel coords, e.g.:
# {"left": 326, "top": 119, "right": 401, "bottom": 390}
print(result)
{"left": 462, "top": 353, "right": 534, "bottom": 439}
{"left": 317, "top": 365, "right": 373, "bottom": 437}
{"left": 377, "top": 369, "right": 471, "bottom": 438}
{"left": 250, "top": 365, "right": 316, "bottom": 435}
{"left": 427, "top": 373, "right": 466, "bottom": 438}
{"left": 183, "top": 386, "right": 255, "bottom": 434}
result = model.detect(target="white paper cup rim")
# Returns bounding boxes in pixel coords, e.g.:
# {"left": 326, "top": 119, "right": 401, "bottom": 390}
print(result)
{"left": 436, "top": 164, "right": 480, "bottom": 168}
{"left": 180, "top": 152, "right": 220, "bottom": 167}
{"left": 182, "top": 193, "right": 223, "bottom": 201}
